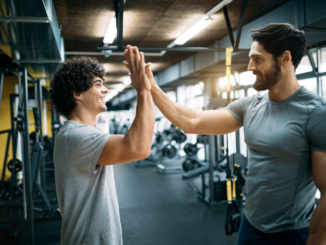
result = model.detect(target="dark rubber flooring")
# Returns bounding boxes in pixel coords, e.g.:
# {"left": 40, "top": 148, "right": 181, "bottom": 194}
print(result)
{"left": 115, "top": 161, "right": 239, "bottom": 245}
{"left": 0, "top": 160, "right": 239, "bottom": 245}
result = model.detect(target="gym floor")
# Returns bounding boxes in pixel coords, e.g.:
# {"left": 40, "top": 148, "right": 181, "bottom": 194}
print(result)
{"left": 1, "top": 160, "right": 239, "bottom": 245}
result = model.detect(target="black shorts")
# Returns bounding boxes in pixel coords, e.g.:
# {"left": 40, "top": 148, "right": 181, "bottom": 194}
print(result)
{"left": 238, "top": 215, "right": 309, "bottom": 245}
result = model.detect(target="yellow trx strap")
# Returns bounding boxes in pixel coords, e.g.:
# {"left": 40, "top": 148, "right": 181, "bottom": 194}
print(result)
{"left": 225, "top": 47, "right": 233, "bottom": 105}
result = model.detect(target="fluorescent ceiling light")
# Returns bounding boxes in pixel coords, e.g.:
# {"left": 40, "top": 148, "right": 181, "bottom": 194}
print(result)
{"left": 174, "top": 17, "right": 213, "bottom": 45}
{"left": 171, "top": 0, "right": 233, "bottom": 47}
{"left": 103, "top": 17, "right": 117, "bottom": 44}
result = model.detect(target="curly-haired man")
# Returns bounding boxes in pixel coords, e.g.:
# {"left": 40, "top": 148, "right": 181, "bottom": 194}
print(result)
{"left": 51, "top": 45, "right": 154, "bottom": 245}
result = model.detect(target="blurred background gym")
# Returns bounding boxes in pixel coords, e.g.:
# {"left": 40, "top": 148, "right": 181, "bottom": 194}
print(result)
{"left": 0, "top": 0, "right": 326, "bottom": 244}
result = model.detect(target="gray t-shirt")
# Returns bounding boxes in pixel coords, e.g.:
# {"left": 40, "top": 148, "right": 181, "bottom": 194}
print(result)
{"left": 226, "top": 87, "right": 326, "bottom": 233}
{"left": 54, "top": 120, "right": 123, "bottom": 245}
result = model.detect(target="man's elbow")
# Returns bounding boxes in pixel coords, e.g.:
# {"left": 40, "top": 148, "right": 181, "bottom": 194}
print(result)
{"left": 182, "top": 128, "right": 191, "bottom": 134}
{"left": 182, "top": 120, "right": 197, "bottom": 134}
{"left": 134, "top": 149, "right": 150, "bottom": 161}
{"left": 144, "top": 149, "right": 151, "bottom": 159}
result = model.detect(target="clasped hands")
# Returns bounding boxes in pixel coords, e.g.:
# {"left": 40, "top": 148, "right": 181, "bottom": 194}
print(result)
{"left": 122, "top": 45, "right": 154, "bottom": 92}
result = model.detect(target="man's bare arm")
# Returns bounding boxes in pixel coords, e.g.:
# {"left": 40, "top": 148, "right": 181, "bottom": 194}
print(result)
{"left": 307, "top": 151, "right": 326, "bottom": 245}
{"left": 148, "top": 70, "right": 240, "bottom": 135}
{"left": 98, "top": 46, "right": 154, "bottom": 165}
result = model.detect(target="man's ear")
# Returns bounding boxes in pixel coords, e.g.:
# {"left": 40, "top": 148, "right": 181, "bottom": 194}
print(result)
{"left": 73, "top": 91, "right": 82, "bottom": 102}
{"left": 280, "top": 50, "right": 292, "bottom": 67}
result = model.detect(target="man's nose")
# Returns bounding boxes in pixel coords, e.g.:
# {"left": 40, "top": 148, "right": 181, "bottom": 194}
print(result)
{"left": 102, "top": 85, "right": 109, "bottom": 94}
{"left": 247, "top": 60, "right": 255, "bottom": 71}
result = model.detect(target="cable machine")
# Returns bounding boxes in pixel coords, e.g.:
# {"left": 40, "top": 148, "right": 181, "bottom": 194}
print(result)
{"left": 0, "top": 67, "right": 58, "bottom": 245}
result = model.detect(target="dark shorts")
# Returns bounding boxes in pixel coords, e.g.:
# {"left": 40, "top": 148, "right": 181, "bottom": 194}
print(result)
{"left": 238, "top": 215, "right": 309, "bottom": 245}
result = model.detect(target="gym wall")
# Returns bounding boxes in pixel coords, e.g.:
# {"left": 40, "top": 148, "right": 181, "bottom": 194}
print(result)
{"left": 0, "top": 76, "right": 17, "bottom": 181}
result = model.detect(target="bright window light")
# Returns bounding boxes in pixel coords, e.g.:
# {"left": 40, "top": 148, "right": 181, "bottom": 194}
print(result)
{"left": 316, "top": 190, "right": 321, "bottom": 199}
{"left": 111, "top": 90, "right": 118, "bottom": 97}
{"left": 218, "top": 75, "right": 236, "bottom": 90}
{"left": 103, "top": 17, "right": 117, "bottom": 44}
{"left": 175, "top": 17, "right": 213, "bottom": 45}
{"left": 105, "top": 90, "right": 118, "bottom": 102}
{"left": 105, "top": 94, "right": 112, "bottom": 102}
{"left": 116, "top": 84, "right": 125, "bottom": 92}
{"left": 296, "top": 55, "right": 313, "bottom": 75}
{"left": 239, "top": 71, "right": 256, "bottom": 86}
{"left": 123, "top": 77, "right": 131, "bottom": 85}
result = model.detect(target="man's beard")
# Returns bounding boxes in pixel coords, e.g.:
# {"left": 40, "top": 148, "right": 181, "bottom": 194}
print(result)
{"left": 253, "top": 61, "right": 281, "bottom": 91}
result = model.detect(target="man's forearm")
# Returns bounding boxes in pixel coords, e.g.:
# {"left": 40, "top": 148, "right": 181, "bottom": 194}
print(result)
{"left": 307, "top": 192, "right": 326, "bottom": 245}
{"left": 151, "top": 84, "right": 199, "bottom": 133}
{"left": 124, "top": 90, "right": 154, "bottom": 157}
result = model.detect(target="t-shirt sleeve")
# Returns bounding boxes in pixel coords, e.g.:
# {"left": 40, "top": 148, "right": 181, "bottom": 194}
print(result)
{"left": 67, "top": 126, "right": 110, "bottom": 173}
{"left": 225, "top": 96, "right": 252, "bottom": 126}
{"left": 307, "top": 105, "right": 326, "bottom": 152}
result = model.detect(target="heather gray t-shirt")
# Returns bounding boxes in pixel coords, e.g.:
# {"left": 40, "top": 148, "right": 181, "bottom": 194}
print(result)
{"left": 54, "top": 120, "right": 123, "bottom": 245}
{"left": 226, "top": 87, "right": 326, "bottom": 233}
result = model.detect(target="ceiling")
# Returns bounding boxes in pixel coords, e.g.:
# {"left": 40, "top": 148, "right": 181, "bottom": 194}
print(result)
{"left": 52, "top": 0, "right": 289, "bottom": 91}
{"left": 1, "top": 0, "right": 326, "bottom": 109}
{"left": 4, "top": 0, "right": 326, "bottom": 105}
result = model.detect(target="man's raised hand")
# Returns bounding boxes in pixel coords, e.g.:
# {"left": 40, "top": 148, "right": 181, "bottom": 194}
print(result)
{"left": 122, "top": 45, "right": 151, "bottom": 92}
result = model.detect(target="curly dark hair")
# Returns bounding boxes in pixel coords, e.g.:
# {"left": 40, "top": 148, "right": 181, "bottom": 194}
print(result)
{"left": 251, "top": 23, "right": 306, "bottom": 69}
{"left": 51, "top": 57, "right": 105, "bottom": 118}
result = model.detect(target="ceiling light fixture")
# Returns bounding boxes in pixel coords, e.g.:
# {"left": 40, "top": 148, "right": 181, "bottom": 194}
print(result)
{"left": 103, "top": 17, "right": 117, "bottom": 44}
{"left": 173, "top": 0, "right": 233, "bottom": 46}
{"left": 175, "top": 17, "right": 213, "bottom": 45}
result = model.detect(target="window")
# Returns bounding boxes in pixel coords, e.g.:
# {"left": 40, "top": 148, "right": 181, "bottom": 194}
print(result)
{"left": 322, "top": 76, "right": 326, "bottom": 99}
{"left": 318, "top": 47, "right": 326, "bottom": 73}
{"left": 178, "top": 82, "right": 204, "bottom": 110}
{"left": 239, "top": 71, "right": 256, "bottom": 86}
{"left": 296, "top": 55, "right": 313, "bottom": 75}
{"left": 218, "top": 75, "right": 236, "bottom": 91}
{"left": 298, "top": 78, "right": 317, "bottom": 94}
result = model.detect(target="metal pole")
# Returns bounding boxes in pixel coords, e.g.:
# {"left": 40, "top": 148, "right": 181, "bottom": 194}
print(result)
{"left": 223, "top": 6, "right": 235, "bottom": 48}
{"left": 0, "top": 71, "right": 4, "bottom": 110}
{"left": 20, "top": 67, "right": 35, "bottom": 245}
{"left": 51, "top": 105, "right": 57, "bottom": 139}
{"left": 307, "top": 50, "right": 321, "bottom": 95}
{"left": 0, "top": 130, "right": 11, "bottom": 182}
{"left": 9, "top": 94, "right": 18, "bottom": 198}
{"left": 235, "top": 130, "right": 240, "bottom": 153}
{"left": 36, "top": 79, "right": 46, "bottom": 189}
{"left": 116, "top": 0, "right": 124, "bottom": 50}
{"left": 98, "top": 46, "right": 246, "bottom": 52}
{"left": 234, "top": 0, "right": 248, "bottom": 51}
{"left": 0, "top": 16, "right": 49, "bottom": 23}
{"left": 9, "top": 94, "right": 17, "bottom": 159}
{"left": 208, "top": 135, "right": 216, "bottom": 204}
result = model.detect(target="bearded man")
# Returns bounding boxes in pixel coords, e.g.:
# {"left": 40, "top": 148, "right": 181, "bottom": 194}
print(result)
{"left": 125, "top": 23, "right": 326, "bottom": 245}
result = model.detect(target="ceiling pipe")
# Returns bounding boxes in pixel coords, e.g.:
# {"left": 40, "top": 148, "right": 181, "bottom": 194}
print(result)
{"left": 65, "top": 51, "right": 168, "bottom": 57}
{"left": 0, "top": 16, "right": 49, "bottom": 23}
{"left": 114, "top": 0, "right": 124, "bottom": 50}
{"left": 97, "top": 0, "right": 234, "bottom": 56}
{"left": 98, "top": 46, "right": 244, "bottom": 52}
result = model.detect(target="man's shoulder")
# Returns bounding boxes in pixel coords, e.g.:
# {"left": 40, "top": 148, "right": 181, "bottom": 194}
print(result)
{"left": 242, "top": 93, "right": 266, "bottom": 107}
{"left": 232, "top": 93, "right": 264, "bottom": 104}
{"left": 298, "top": 87, "right": 325, "bottom": 104}
{"left": 55, "top": 121, "right": 102, "bottom": 145}
{"left": 58, "top": 121, "right": 94, "bottom": 135}
{"left": 297, "top": 87, "right": 326, "bottom": 112}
